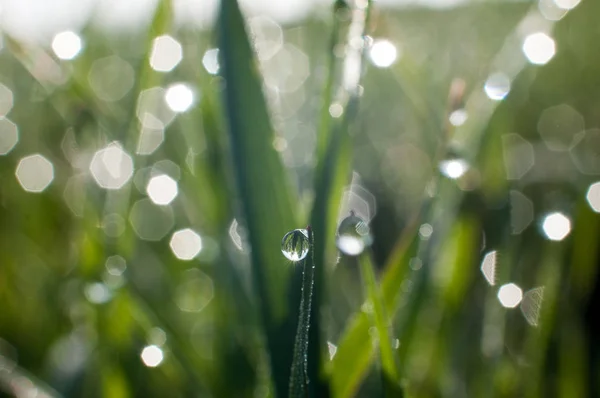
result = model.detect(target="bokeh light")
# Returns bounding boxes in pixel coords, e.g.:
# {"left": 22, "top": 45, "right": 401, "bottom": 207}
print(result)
{"left": 140, "top": 345, "right": 164, "bottom": 367}
{"left": 521, "top": 287, "right": 544, "bottom": 326}
{"left": 89, "top": 142, "right": 134, "bottom": 190}
{"left": 146, "top": 174, "right": 178, "bottom": 206}
{"left": 449, "top": 109, "right": 468, "bottom": 127}
{"left": 502, "top": 133, "right": 534, "bottom": 180}
{"left": 174, "top": 269, "right": 213, "bottom": 312}
{"left": 165, "top": 83, "right": 195, "bottom": 113}
{"left": 51, "top": 31, "right": 83, "bottom": 60}
{"left": 480, "top": 250, "right": 497, "bottom": 286}
{"left": 170, "top": 229, "right": 203, "bottom": 260}
{"left": 369, "top": 39, "right": 398, "bottom": 68}
{"left": 522, "top": 32, "right": 556, "bottom": 65}
{"left": 510, "top": 190, "right": 534, "bottom": 235}
{"left": 88, "top": 55, "right": 135, "bottom": 102}
{"left": 150, "top": 35, "right": 183, "bottom": 72}
{"left": 105, "top": 255, "right": 127, "bottom": 276}
{"left": 202, "top": 48, "right": 220, "bottom": 75}
{"left": 586, "top": 182, "right": 600, "bottom": 213}
{"left": 136, "top": 87, "right": 176, "bottom": 129}
{"left": 554, "top": 0, "right": 581, "bottom": 10}
{"left": 537, "top": 104, "right": 584, "bottom": 151}
{"left": 484, "top": 73, "right": 510, "bottom": 101}
{"left": 497, "top": 283, "right": 523, "bottom": 308}
{"left": 0, "top": 118, "right": 19, "bottom": 155}
{"left": 0, "top": 83, "right": 14, "bottom": 117}
{"left": 15, "top": 154, "right": 54, "bottom": 193}
{"left": 129, "top": 198, "right": 174, "bottom": 241}
{"left": 84, "top": 282, "right": 112, "bottom": 304}
{"left": 541, "top": 212, "right": 571, "bottom": 241}
{"left": 439, "top": 158, "right": 469, "bottom": 179}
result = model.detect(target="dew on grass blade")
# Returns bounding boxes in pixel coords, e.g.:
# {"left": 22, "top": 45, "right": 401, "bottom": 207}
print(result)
{"left": 336, "top": 212, "right": 373, "bottom": 256}
{"left": 281, "top": 229, "right": 309, "bottom": 261}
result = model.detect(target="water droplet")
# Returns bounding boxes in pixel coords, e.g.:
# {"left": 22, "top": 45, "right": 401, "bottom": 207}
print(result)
{"left": 281, "top": 229, "right": 309, "bottom": 261}
{"left": 336, "top": 213, "right": 373, "bottom": 256}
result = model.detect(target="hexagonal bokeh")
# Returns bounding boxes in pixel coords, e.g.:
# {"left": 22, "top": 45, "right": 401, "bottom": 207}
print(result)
{"left": 15, "top": 154, "right": 54, "bottom": 192}
{"left": 89, "top": 142, "right": 134, "bottom": 190}
{"left": 248, "top": 16, "right": 283, "bottom": 61}
{"left": 52, "top": 31, "right": 83, "bottom": 60}
{"left": 0, "top": 83, "right": 14, "bottom": 117}
{"left": 261, "top": 43, "right": 309, "bottom": 93}
{"left": 129, "top": 198, "right": 174, "bottom": 241}
{"left": 570, "top": 128, "right": 600, "bottom": 175}
{"left": 174, "top": 269, "right": 213, "bottom": 312}
{"left": 136, "top": 87, "right": 176, "bottom": 130}
{"left": 537, "top": 104, "right": 584, "bottom": 151}
{"left": 165, "top": 83, "right": 195, "bottom": 113}
{"left": 146, "top": 174, "right": 178, "bottom": 206}
{"left": 169, "top": 228, "right": 203, "bottom": 260}
{"left": 0, "top": 117, "right": 19, "bottom": 155}
{"left": 540, "top": 212, "right": 571, "bottom": 241}
{"left": 502, "top": 133, "right": 534, "bottom": 180}
{"left": 149, "top": 35, "right": 183, "bottom": 72}
{"left": 497, "top": 283, "right": 523, "bottom": 308}
{"left": 88, "top": 55, "right": 135, "bottom": 102}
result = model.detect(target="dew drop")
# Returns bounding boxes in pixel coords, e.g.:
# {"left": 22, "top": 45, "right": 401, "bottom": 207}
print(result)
{"left": 281, "top": 229, "right": 309, "bottom": 261}
{"left": 336, "top": 212, "right": 373, "bottom": 256}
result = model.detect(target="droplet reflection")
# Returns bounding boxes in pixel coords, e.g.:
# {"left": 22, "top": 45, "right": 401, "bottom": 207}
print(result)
{"left": 281, "top": 229, "right": 309, "bottom": 261}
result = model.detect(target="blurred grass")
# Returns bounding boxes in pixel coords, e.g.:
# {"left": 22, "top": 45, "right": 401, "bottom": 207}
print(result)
{"left": 2, "top": 0, "right": 600, "bottom": 397}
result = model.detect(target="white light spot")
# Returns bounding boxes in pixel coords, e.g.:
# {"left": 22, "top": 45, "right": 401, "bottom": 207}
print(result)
{"left": 484, "top": 73, "right": 511, "bottom": 101}
{"left": 439, "top": 158, "right": 469, "bottom": 179}
{"left": 51, "top": 31, "right": 83, "bottom": 60}
{"left": 165, "top": 83, "right": 195, "bottom": 113}
{"left": 419, "top": 223, "right": 433, "bottom": 239}
{"left": 146, "top": 174, "right": 178, "bottom": 206}
{"left": 480, "top": 251, "right": 497, "bottom": 286}
{"left": 369, "top": 39, "right": 398, "bottom": 68}
{"left": 170, "top": 228, "right": 203, "bottom": 260}
{"left": 202, "top": 48, "right": 219, "bottom": 75}
{"left": 150, "top": 35, "right": 182, "bottom": 72}
{"left": 15, "top": 154, "right": 54, "bottom": 192}
{"left": 522, "top": 32, "right": 556, "bottom": 65}
{"left": 336, "top": 235, "right": 365, "bottom": 256}
{"left": 0, "top": 118, "right": 19, "bottom": 155}
{"left": 449, "top": 109, "right": 468, "bottom": 127}
{"left": 586, "top": 182, "right": 600, "bottom": 213}
{"left": 541, "top": 212, "right": 571, "bottom": 241}
{"left": 141, "top": 345, "right": 164, "bottom": 367}
{"left": 497, "top": 283, "right": 523, "bottom": 308}
{"left": 84, "top": 282, "right": 112, "bottom": 304}
{"left": 329, "top": 103, "right": 343, "bottom": 118}
{"left": 90, "top": 142, "right": 134, "bottom": 190}
{"left": 553, "top": 0, "right": 581, "bottom": 10}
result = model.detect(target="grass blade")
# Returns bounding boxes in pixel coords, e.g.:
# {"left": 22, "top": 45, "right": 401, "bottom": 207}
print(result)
{"left": 217, "top": 0, "right": 298, "bottom": 395}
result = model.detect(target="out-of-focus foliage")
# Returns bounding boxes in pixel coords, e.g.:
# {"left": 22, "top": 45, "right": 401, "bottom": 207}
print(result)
{"left": 2, "top": 0, "right": 600, "bottom": 397}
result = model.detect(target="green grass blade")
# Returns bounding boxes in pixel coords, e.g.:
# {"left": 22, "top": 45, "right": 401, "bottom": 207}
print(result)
{"left": 357, "top": 252, "right": 401, "bottom": 392}
{"left": 217, "top": 0, "right": 298, "bottom": 395}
